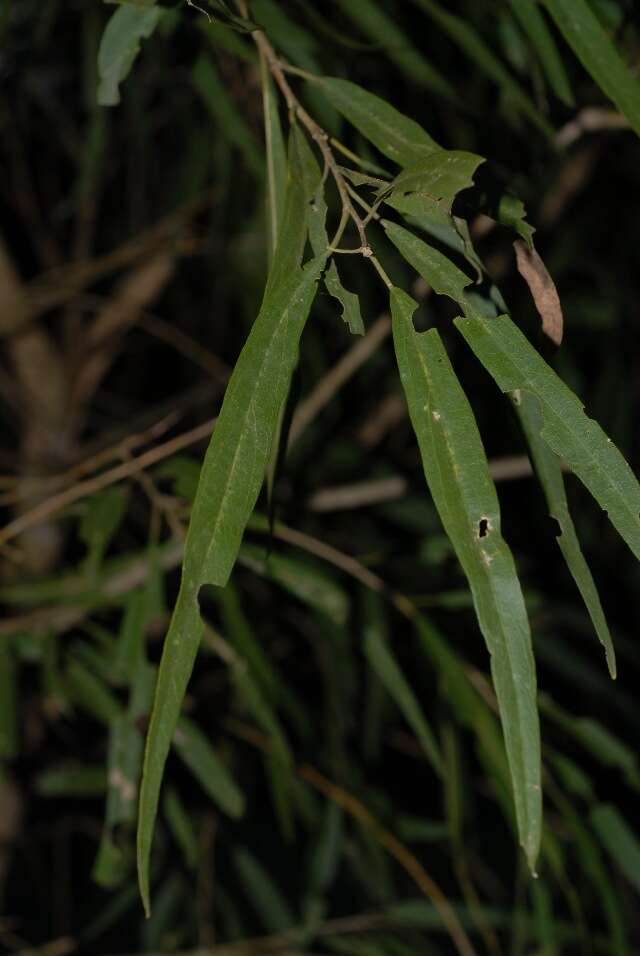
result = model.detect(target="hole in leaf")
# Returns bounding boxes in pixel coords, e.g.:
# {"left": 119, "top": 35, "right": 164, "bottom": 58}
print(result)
{"left": 478, "top": 518, "right": 489, "bottom": 538}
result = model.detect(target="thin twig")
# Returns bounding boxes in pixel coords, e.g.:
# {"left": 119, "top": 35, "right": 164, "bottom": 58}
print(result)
{"left": 221, "top": 713, "right": 478, "bottom": 956}
{"left": 289, "top": 315, "right": 392, "bottom": 444}
{"left": 0, "top": 420, "right": 216, "bottom": 548}
{"left": 238, "top": 7, "right": 390, "bottom": 286}
{"left": 307, "top": 456, "right": 544, "bottom": 511}
{"left": 298, "top": 765, "right": 478, "bottom": 956}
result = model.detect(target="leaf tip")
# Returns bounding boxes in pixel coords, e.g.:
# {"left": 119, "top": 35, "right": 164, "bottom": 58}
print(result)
{"left": 138, "top": 865, "right": 152, "bottom": 919}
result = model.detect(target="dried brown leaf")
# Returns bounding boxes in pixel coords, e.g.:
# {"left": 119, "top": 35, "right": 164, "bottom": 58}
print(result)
{"left": 514, "top": 240, "right": 564, "bottom": 346}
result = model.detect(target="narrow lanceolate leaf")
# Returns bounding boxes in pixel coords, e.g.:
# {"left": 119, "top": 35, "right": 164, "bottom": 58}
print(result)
{"left": 239, "top": 542, "right": 349, "bottom": 627}
{"left": 408, "top": 0, "right": 553, "bottom": 136}
{"left": 363, "top": 598, "right": 442, "bottom": 775}
{"left": 260, "top": 59, "right": 287, "bottom": 262}
{"left": 97, "top": 5, "right": 163, "bottom": 106}
{"left": 94, "top": 661, "right": 155, "bottom": 888}
{"left": 310, "top": 76, "right": 441, "bottom": 166}
{"left": 305, "top": 157, "right": 364, "bottom": 335}
{"left": 391, "top": 288, "right": 541, "bottom": 872}
{"left": 233, "top": 847, "right": 295, "bottom": 932}
{"left": 507, "top": 0, "right": 574, "bottom": 106}
{"left": 514, "top": 390, "right": 616, "bottom": 678}
{"left": 334, "top": 0, "right": 457, "bottom": 102}
{"left": 265, "top": 126, "right": 320, "bottom": 512}
{"left": 193, "top": 55, "right": 263, "bottom": 179}
{"left": 206, "top": 0, "right": 260, "bottom": 33}
{"left": 383, "top": 221, "right": 476, "bottom": 309}
{"left": 137, "top": 255, "right": 325, "bottom": 916}
{"left": 266, "top": 127, "right": 319, "bottom": 297}
{"left": 163, "top": 786, "right": 198, "bottom": 870}
{"left": 554, "top": 793, "right": 629, "bottom": 955}
{"left": 591, "top": 804, "right": 640, "bottom": 894}
{"left": 543, "top": 0, "right": 640, "bottom": 137}
{"left": 80, "top": 487, "right": 128, "bottom": 579}
{"left": 455, "top": 314, "right": 640, "bottom": 562}
{"left": 173, "top": 716, "right": 244, "bottom": 818}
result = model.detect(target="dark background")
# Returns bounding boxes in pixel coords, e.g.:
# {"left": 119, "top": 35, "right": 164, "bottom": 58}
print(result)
{"left": 1, "top": 1, "right": 639, "bottom": 953}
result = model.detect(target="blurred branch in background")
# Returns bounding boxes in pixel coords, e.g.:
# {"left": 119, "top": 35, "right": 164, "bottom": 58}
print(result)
{"left": 2, "top": 0, "right": 640, "bottom": 952}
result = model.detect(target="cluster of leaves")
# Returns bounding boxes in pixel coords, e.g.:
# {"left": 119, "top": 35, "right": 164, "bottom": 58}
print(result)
{"left": 2, "top": 0, "right": 640, "bottom": 953}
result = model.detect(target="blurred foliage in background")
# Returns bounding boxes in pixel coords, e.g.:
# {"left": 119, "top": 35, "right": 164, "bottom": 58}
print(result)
{"left": 1, "top": 0, "right": 640, "bottom": 953}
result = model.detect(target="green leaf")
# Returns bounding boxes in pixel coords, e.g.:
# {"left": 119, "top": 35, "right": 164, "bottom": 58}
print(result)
{"left": 591, "top": 804, "right": 640, "bottom": 893}
{"left": 163, "top": 786, "right": 199, "bottom": 870}
{"left": 260, "top": 62, "right": 287, "bottom": 262}
{"left": 219, "top": 578, "right": 311, "bottom": 744}
{"left": 232, "top": 660, "right": 292, "bottom": 771}
{"left": 36, "top": 765, "right": 107, "bottom": 797}
{"left": 442, "top": 722, "right": 464, "bottom": 846}
{"left": 383, "top": 221, "right": 476, "bottom": 308}
{"left": 155, "top": 456, "right": 201, "bottom": 503}
{"left": 217, "top": 582, "right": 277, "bottom": 696}
{"left": 79, "top": 487, "right": 128, "bottom": 578}
{"left": 414, "top": 616, "right": 508, "bottom": 800}
{"left": 362, "top": 590, "right": 441, "bottom": 775}
{"left": 531, "top": 881, "right": 556, "bottom": 954}
{"left": 265, "top": 126, "right": 319, "bottom": 297}
{"left": 307, "top": 801, "right": 343, "bottom": 896}
{"left": 104, "top": 0, "right": 156, "bottom": 6}
{"left": 200, "top": 17, "right": 256, "bottom": 63}
{"left": 333, "top": 0, "right": 457, "bottom": 101}
{"left": 97, "top": 5, "right": 162, "bottom": 106}
{"left": 115, "top": 586, "right": 151, "bottom": 680}
{"left": 192, "top": 55, "right": 263, "bottom": 178}
{"left": 172, "top": 716, "right": 244, "bottom": 818}
{"left": 137, "top": 254, "right": 325, "bottom": 916}
{"left": 325, "top": 261, "right": 364, "bottom": 336}
{"left": 495, "top": 194, "right": 536, "bottom": 248}
{"left": 239, "top": 543, "right": 349, "bottom": 627}
{"left": 507, "top": 0, "right": 574, "bottom": 106}
{"left": 384, "top": 198, "right": 484, "bottom": 282}
{"left": 514, "top": 390, "right": 616, "bottom": 678}
{"left": 455, "top": 314, "right": 640, "bottom": 562}
{"left": 311, "top": 76, "right": 441, "bottom": 166}
{"left": 408, "top": 0, "right": 553, "bottom": 136}
{"left": 94, "top": 660, "right": 155, "bottom": 887}
{"left": 541, "top": 696, "right": 640, "bottom": 791}
{"left": 233, "top": 847, "right": 295, "bottom": 932}
{"left": 550, "top": 753, "right": 593, "bottom": 801}
{"left": 382, "top": 151, "right": 485, "bottom": 215}
{"left": 391, "top": 288, "right": 541, "bottom": 872}
{"left": 306, "top": 171, "right": 365, "bottom": 335}
{"left": 543, "top": 0, "right": 640, "bottom": 136}
{"left": 206, "top": 0, "right": 259, "bottom": 33}
{"left": 554, "top": 794, "right": 630, "bottom": 954}
{"left": 67, "top": 658, "right": 123, "bottom": 726}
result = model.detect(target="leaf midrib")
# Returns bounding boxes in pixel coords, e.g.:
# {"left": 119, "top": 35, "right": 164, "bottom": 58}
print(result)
{"left": 412, "top": 335, "right": 536, "bottom": 845}
{"left": 196, "top": 290, "right": 297, "bottom": 584}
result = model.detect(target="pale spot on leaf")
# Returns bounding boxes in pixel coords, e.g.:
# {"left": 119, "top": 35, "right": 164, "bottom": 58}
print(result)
{"left": 109, "top": 768, "right": 136, "bottom": 803}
